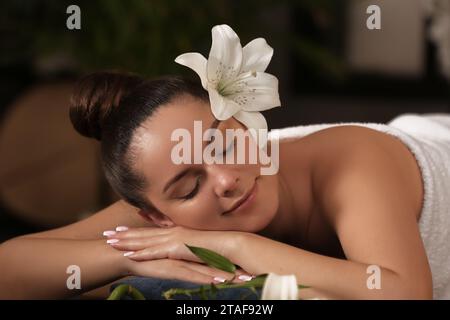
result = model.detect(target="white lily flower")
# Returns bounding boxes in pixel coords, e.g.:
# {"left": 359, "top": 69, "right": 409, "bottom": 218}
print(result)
{"left": 261, "top": 273, "right": 299, "bottom": 300}
{"left": 175, "top": 24, "right": 281, "bottom": 148}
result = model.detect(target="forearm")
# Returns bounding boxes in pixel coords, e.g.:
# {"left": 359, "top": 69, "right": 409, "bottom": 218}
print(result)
{"left": 0, "top": 237, "right": 129, "bottom": 299}
{"left": 228, "top": 233, "right": 427, "bottom": 299}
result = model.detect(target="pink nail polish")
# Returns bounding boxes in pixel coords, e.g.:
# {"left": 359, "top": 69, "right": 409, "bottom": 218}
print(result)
{"left": 116, "top": 226, "right": 128, "bottom": 232}
{"left": 106, "top": 239, "right": 119, "bottom": 244}
{"left": 103, "top": 230, "right": 116, "bottom": 237}
{"left": 123, "top": 251, "right": 135, "bottom": 257}
{"left": 213, "top": 277, "right": 226, "bottom": 283}
{"left": 238, "top": 275, "right": 253, "bottom": 281}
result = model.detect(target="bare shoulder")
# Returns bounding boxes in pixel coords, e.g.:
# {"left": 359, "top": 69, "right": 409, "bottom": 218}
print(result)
{"left": 306, "top": 125, "right": 424, "bottom": 223}
{"left": 300, "top": 125, "right": 432, "bottom": 293}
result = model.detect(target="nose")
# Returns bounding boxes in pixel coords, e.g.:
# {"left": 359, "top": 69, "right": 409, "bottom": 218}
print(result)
{"left": 210, "top": 167, "right": 240, "bottom": 198}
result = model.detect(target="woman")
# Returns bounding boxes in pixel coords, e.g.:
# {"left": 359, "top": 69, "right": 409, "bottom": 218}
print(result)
{"left": 1, "top": 70, "right": 449, "bottom": 299}
{"left": 1, "top": 24, "right": 449, "bottom": 299}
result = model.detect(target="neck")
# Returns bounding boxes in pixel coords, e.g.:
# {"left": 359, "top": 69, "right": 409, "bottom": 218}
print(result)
{"left": 256, "top": 140, "right": 316, "bottom": 247}
{"left": 256, "top": 173, "right": 301, "bottom": 243}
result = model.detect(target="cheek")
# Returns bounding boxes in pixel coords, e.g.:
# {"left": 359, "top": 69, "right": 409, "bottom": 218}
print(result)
{"left": 168, "top": 194, "right": 220, "bottom": 228}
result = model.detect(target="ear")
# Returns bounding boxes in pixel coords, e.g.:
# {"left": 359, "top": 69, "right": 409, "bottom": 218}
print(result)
{"left": 137, "top": 208, "right": 175, "bottom": 228}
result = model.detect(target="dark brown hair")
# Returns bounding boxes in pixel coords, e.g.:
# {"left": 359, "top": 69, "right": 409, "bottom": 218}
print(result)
{"left": 70, "top": 71, "right": 209, "bottom": 210}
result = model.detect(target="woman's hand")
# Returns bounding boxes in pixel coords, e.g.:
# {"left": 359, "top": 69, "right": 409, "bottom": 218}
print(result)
{"left": 125, "top": 258, "right": 249, "bottom": 285}
{"left": 104, "top": 225, "right": 239, "bottom": 262}
{"left": 105, "top": 225, "right": 254, "bottom": 283}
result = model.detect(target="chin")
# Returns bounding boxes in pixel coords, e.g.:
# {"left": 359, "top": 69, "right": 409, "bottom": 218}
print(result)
{"left": 238, "top": 203, "right": 279, "bottom": 233}
{"left": 222, "top": 175, "right": 280, "bottom": 232}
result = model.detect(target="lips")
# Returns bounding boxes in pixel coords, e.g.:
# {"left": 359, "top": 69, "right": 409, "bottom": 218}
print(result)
{"left": 223, "top": 180, "right": 257, "bottom": 214}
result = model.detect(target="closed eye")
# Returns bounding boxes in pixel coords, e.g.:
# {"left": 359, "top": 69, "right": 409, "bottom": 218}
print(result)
{"left": 180, "top": 177, "right": 201, "bottom": 200}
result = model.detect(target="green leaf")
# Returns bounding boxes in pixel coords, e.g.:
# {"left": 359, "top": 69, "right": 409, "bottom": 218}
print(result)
{"left": 107, "top": 284, "right": 129, "bottom": 300}
{"left": 199, "top": 286, "right": 208, "bottom": 300}
{"left": 245, "top": 274, "right": 268, "bottom": 287}
{"left": 210, "top": 283, "right": 218, "bottom": 299}
{"left": 298, "top": 285, "right": 311, "bottom": 290}
{"left": 107, "top": 284, "right": 145, "bottom": 300}
{"left": 185, "top": 244, "right": 236, "bottom": 273}
{"left": 249, "top": 286, "right": 258, "bottom": 295}
{"left": 129, "top": 287, "right": 146, "bottom": 300}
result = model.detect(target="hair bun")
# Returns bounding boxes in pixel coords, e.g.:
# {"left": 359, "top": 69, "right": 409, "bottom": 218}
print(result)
{"left": 69, "top": 71, "right": 143, "bottom": 141}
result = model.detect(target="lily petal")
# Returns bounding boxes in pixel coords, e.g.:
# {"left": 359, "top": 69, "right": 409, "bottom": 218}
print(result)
{"left": 261, "top": 273, "right": 299, "bottom": 300}
{"left": 207, "top": 25, "right": 243, "bottom": 86}
{"left": 175, "top": 52, "right": 208, "bottom": 89}
{"left": 242, "top": 38, "right": 274, "bottom": 73}
{"left": 233, "top": 110, "right": 268, "bottom": 148}
{"left": 228, "top": 72, "right": 281, "bottom": 112}
{"left": 208, "top": 87, "right": 241, "bottom": 120}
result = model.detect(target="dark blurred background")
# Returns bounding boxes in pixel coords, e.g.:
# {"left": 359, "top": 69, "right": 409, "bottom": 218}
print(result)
{"left": 0, "top": 0, "right": 449, "bottom": 241}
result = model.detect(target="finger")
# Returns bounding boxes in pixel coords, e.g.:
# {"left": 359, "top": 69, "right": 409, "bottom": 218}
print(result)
{"left": 134, "top": 260, "right": 218, "bottom": 285}
{"left": 176, "top": 261, "right": 242, "bottom": 285}
{"left": 111, "top": 227, "right": 170, "bottom": 239}
{"left": 107, "top": 236, "right": 168, "bottom": 251}
{"left": 127, "top": 244, "right": 203, "bottom": 263}
{"left": 182, "top": 261, "right": 237, "bottom": 282}
{"left": 124, "top": 245, "right": 169, "bottom": 260}
{"left": 234, "top": 268, "right": 255, "bottom": 282}
{"left": 174, "top": 264, "right": 221, "bottom": 285}
{"left": 130, "top": 251, "right": 247, "bottom": 284}
{"left": 182, "top": 262, "right": 254, "bottom": 284}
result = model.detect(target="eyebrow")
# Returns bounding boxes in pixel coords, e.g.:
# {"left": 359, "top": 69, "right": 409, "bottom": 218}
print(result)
{"left": 162, "top": 119, "right": 220, "bottom": 194}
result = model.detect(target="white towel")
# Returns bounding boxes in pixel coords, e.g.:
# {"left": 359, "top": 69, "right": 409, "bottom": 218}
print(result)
{"left": 269, "top": 113, "right": 450, "bottom": 299}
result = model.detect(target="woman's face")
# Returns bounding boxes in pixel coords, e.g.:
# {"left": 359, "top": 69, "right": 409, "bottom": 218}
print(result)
{"left": 131, "top": 95, "right": 280, "bottom": 232}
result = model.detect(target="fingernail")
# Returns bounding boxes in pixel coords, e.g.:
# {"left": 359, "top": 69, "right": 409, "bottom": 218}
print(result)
{"left": 106, "top": 239, "right": 119, "bottom": 244}
{"left": 103, "top": 230, "right": 116, "bottom": 237}
{"left": 123, "top": 251, "right": 135, "bottom": 257}
{"left": 116, "top": 226, "right": 129, "bottom": 232}
{"left": 213, "top": 277, "right": 226, "bottom": 283}
{"left": 238, "top": 275, "right": 253, "bottom": 282}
